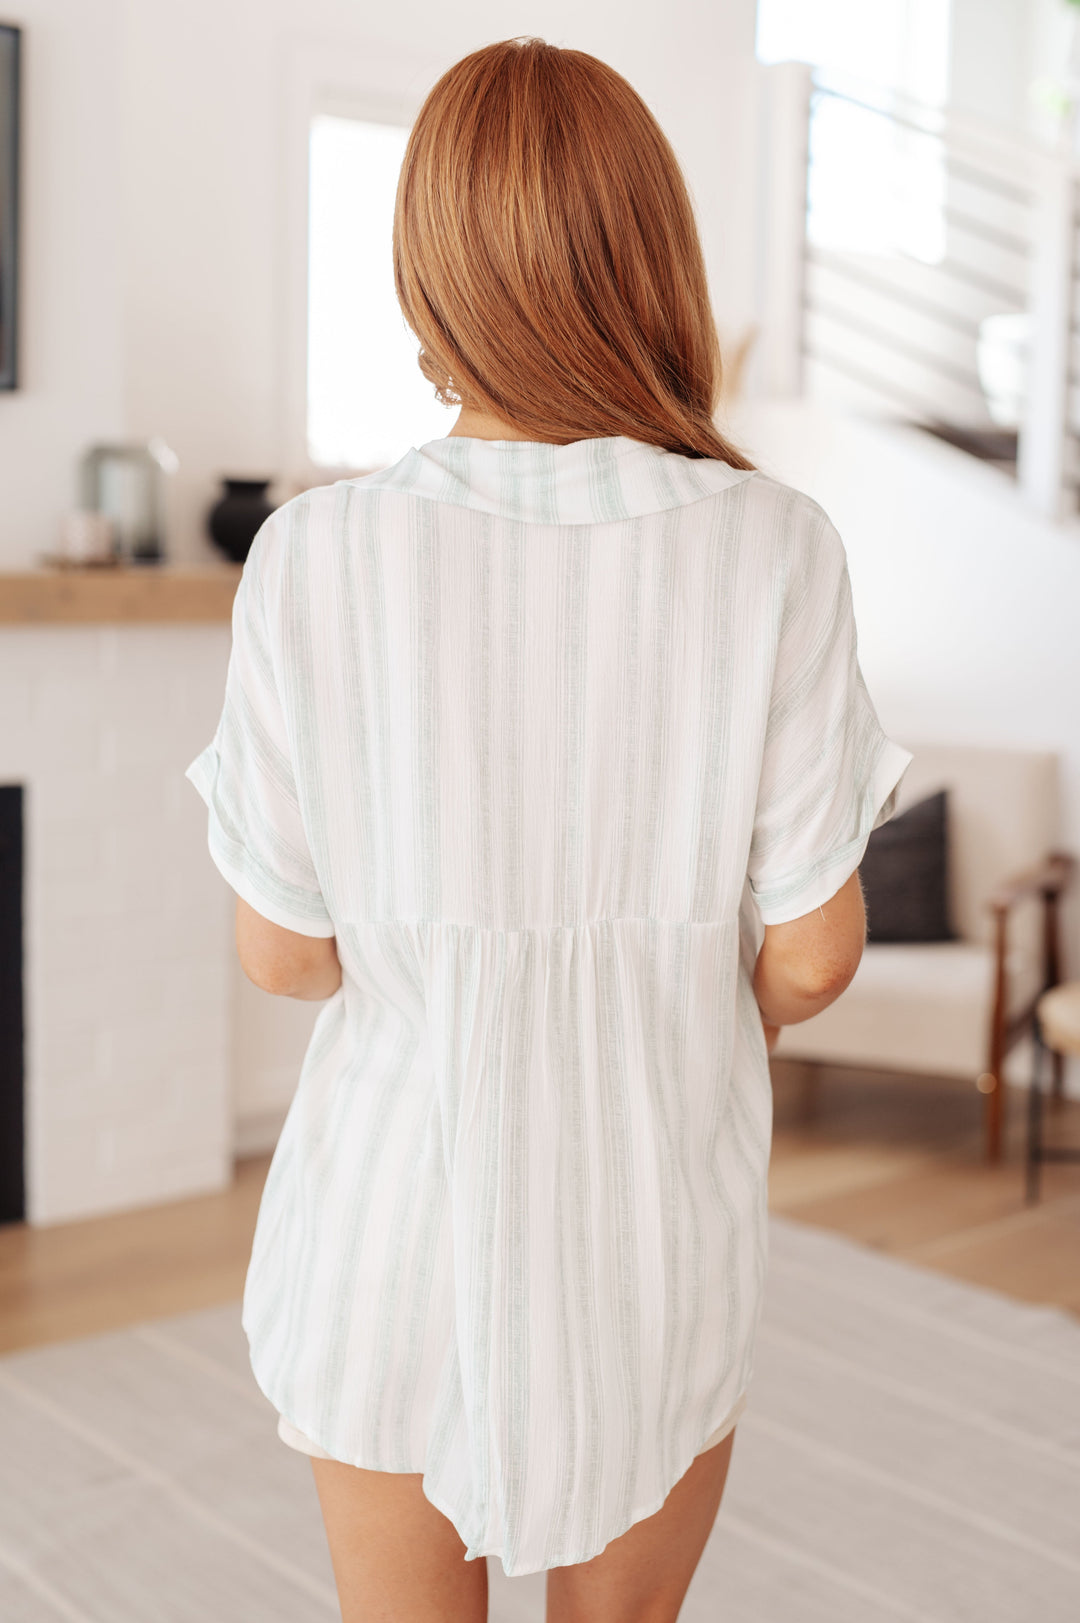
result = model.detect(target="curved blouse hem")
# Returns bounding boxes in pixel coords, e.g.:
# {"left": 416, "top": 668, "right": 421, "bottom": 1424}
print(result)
{"left": 270, "top": 1389, "right": 752, "bottom": 1578}
{"left": 453, "top": 1383, "right": 753, "bottom": 1577}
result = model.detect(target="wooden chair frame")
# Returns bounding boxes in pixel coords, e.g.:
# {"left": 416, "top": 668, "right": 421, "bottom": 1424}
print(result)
{"left": 984, "top": 850, "right": 1075, "bottom": 1161}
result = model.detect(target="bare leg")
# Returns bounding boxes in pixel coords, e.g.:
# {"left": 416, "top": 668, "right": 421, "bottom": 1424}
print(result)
{"left": 309, "top": 1457, "right": 488, "bottom": 1623}
{"left": 546, "top": 1429, "right": 737, "bottom": 1623}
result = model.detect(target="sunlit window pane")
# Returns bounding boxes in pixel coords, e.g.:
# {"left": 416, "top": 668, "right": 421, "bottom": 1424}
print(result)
{"left": 307, "top": 114, "right": 455, "bottom": 469}
{"left": 806, "top": 100, "right": 947, "bottom": 263}
{"left": 757, "top": 0, "right": 950, "bottom": 263}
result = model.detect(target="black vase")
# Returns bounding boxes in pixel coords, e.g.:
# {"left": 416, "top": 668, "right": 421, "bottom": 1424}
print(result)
{"left": 207, "top": 478, "right": 275, "bottom": 563}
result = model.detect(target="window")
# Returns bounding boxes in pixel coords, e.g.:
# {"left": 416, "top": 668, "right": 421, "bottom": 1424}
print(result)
{"left": 756, "top": 0, "right": 952, "bottom": 264}
{"left": 307, "top": 113, "right": 454, "bottom": 471}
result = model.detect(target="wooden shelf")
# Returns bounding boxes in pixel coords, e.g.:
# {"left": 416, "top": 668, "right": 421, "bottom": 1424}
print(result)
{"left": 0, "top": 564, "right": 243, "bottom": 625}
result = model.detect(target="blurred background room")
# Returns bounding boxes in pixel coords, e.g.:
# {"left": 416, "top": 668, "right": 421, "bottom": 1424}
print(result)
{"left": 0, "top": 1, "right": 1078, "bottom": 1618}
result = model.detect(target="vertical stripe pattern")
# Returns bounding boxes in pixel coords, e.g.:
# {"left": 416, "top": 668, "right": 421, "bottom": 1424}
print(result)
{"left": 184, "top": 434, "right": 911, "bottom": 1577}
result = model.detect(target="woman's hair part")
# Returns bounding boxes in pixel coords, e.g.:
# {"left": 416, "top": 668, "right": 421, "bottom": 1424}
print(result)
{"left": 393, "top": 37, "right": 755, "bottom": 467}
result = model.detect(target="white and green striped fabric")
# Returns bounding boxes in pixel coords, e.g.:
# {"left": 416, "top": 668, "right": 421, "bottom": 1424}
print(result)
{"left": 185, "top": 433, "right": 910, "bottom": 1577}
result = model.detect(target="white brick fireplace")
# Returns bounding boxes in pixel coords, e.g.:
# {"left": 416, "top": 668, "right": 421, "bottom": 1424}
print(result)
{"left": 0, "top": 613, "right": 236, "bottom": 1225}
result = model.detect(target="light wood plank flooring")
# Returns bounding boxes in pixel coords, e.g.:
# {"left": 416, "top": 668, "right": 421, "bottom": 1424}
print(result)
{"left": 1, "top": 1064, "right": 1077, "bottom": 1354}
{"left": 768, "top": 1060, "right": 1080, "bottom": 1314}
{"left": 0, "top": 1155, "right": 270, "bottom": 1354}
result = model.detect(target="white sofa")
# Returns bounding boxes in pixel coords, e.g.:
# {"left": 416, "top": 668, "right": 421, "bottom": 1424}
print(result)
{"left": 773, "top": 743, "right": 1072, "bottom": 1161}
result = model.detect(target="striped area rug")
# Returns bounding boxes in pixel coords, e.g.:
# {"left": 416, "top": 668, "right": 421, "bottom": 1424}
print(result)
{"left": 0, "top": 1214, "right": 1076, "bottom": 1622}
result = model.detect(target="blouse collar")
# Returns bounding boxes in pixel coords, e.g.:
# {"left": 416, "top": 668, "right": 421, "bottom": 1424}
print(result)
{"left": 357, "top": 433, "right": 755, "bottom": 525}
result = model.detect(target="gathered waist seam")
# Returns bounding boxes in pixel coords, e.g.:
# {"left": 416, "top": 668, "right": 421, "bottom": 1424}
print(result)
{"left": 334, "top": 915, "right": 738, "bottom": 932}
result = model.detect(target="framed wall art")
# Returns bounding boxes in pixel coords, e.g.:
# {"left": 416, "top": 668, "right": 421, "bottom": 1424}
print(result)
{"left": 0, "top": 23, "right": 20, "bottom": 390}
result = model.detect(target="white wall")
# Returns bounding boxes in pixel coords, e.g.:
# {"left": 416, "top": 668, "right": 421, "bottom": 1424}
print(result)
{"left": 4, "top": 0, "right": 760, "bottom": 569}
{"left": 1028, "top": 0, "right": 1080, "bottom": 152}
{"left": 948, "top": 0, "right": 1031, "bottom": 130}
{"left": 734, "top": 395, "right": 1080, "bottom": 1095}
{"left": 0, "top": 623, "right": 233, "bottom": 1224}
{"left": 949, "top": 0, "right": 1080, "bottom": 146}
{"left": 0, "top": 0, "right": 127, "bottom": 560}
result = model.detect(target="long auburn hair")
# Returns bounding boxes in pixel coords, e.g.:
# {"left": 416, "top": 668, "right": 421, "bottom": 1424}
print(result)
{"left": 393, "top": 38, "right": 755, "bottom": 468}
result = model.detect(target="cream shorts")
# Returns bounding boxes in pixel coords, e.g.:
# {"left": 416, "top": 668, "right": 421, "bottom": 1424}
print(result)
{"left": 276, "top": 1389, "right": 747, "bottom": 1464}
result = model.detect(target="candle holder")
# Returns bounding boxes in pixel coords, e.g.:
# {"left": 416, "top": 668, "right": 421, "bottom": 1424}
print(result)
{"left": 80, "top": 439, "right": 179, "bottom": 564}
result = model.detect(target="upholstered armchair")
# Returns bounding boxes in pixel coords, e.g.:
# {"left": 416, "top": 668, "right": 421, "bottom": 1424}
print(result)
{"left": 773, "top": 744, "right": 1075, "bottom": 1162}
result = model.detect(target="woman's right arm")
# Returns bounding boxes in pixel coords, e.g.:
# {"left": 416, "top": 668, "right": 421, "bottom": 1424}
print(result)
{"left": 754, "top": 869, "right": 866, "bottom": 1038}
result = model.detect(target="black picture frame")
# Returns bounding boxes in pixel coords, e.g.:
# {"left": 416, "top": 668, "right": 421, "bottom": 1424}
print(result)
{"left": 0, "top": 24, "right": 20, "bottom": 391}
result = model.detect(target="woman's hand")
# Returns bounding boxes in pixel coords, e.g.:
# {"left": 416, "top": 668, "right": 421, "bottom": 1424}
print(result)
{"left": 762, "top": 1020, "right": 781, "bottom": 1055}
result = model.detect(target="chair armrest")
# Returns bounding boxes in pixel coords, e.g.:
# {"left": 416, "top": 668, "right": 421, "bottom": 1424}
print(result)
{"left": 986, "top": 851, "right": 1075, "bottom": 917}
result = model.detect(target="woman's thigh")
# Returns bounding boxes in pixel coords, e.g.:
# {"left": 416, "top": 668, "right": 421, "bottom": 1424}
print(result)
{"left": 545, "top": 1429, "right": 737, "bottom": 1623}
{"left": 309, "top": 1457, "right": 488, "bottom": 1623}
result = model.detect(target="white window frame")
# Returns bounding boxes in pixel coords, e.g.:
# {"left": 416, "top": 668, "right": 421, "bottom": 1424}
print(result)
{"left": 277, "top": 39, "right": 448, "bottom": 489}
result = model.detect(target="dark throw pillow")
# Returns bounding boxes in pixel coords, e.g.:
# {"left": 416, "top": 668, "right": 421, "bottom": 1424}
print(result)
{"left": 860, "top": 789, "right": 955, "bottom": 944}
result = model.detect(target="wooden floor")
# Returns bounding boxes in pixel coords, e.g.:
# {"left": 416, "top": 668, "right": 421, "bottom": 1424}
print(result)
{"left": 768, "top": 1060, "right": 1080, "bottom": 1315}
{"left": 1, "top": 1064, "right": 1078, "bottom": 1355}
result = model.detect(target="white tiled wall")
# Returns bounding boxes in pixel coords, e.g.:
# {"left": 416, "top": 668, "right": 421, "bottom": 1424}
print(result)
{"left": 0, "top": 624, "right": 236, "bottom": 1224}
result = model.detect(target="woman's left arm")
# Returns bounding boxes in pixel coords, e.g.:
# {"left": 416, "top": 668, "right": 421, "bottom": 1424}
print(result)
{"left": 235, "top": 897, "right": 342, "bottom": 1000}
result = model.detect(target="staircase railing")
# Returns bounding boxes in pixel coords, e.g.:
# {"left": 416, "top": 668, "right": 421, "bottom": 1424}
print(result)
{"left": 757, "top": 63, "right": 1079, "bottom": 521}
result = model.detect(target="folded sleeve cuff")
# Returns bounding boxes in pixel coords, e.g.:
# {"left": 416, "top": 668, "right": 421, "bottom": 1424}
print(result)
{"left": 185, "top": 746, "right": 337, "bottom": 938}
{"left": 752, "top": 738, "right": 913, "bottom": 927}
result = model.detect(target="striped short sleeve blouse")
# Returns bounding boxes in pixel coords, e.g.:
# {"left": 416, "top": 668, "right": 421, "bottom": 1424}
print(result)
{"left": 185, "top": 433, "right": 910, "bottom": 1577}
